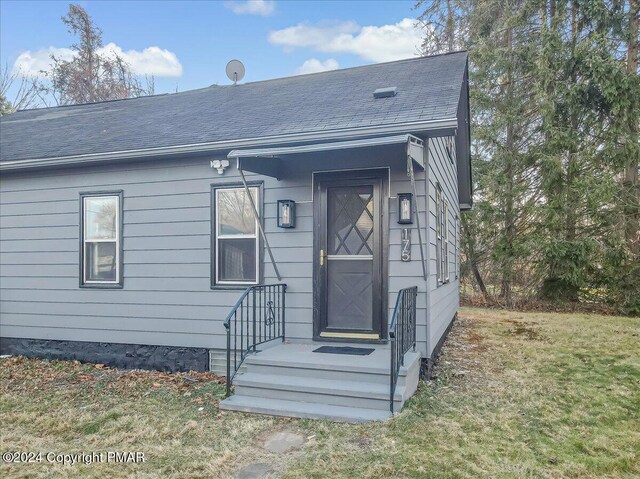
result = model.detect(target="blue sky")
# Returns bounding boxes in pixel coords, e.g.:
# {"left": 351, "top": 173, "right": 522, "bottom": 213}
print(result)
{"left": 1, "top": 0, "right": 422, "bottom": 100}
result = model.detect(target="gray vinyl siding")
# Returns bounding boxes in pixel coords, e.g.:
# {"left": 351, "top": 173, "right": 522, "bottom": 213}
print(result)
{"left": 1, "top": 148, "right": 430, "bottom": 355}
{"left": 388, "top": 168, "right": 429, "bottom": 356}
{"left": 426, "top": 136, "right": 460, "bottom": 357}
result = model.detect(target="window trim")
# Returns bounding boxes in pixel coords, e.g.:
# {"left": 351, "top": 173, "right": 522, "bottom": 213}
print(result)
{"left": 443, "top": 197, "right": 450, "bottom": 282}
{"left": 435, "top": 183, "right": 442, "bottom": 285}
{"left": 454, "top": 214, "right": 459, "bottom": 280}
{"left": 210, "top": 182, "right": 263, "bottom": 289}
{"left": 79, "top": 190, "right": 124, "bottom": 289}
{"left": 435, "top": 183, "right": 450, "bottom": 287}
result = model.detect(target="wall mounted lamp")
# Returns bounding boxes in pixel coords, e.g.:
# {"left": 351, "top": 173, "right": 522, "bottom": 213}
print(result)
{"left": 277, "top": 200, "right": 296, "bottom": 228}
{"left": 397, "top": 193, "right": 413, "bottom": 224}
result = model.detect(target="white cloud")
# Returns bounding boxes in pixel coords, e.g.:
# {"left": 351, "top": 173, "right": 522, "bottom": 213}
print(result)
{"left": 13, "top": 43, "right": 183, "bottom": 78}
{"left": 269, "top": 18, "right": 423, "bottom": 63}
{"left": 13, "top": 47, "right": 75, "bottom": 77}
{"left": 225, "top": 0, "right": 275, "bottom": 16}
{"left": 101, "top": 43, "right": 182, "bottom": 77}
{"left": 270, "top": 21, "right": 359, "bottom": 51}
{"left": 295, "top": 58, "right": 339, "bottom": 75}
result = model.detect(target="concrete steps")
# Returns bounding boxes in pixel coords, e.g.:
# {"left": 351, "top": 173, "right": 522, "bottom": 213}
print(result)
{"left": 219, "top": 343, "right": 421, "bottom": 423}
{"left": 234, "top": 373, "right": 405, "bottom": 410}
{"left": 220, "top": 396, "right": 392, "bottom": 423}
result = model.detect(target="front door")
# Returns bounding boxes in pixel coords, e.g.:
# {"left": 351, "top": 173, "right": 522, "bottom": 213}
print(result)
{"left": 314, "top": 170, "right": 385, "bottom": 340}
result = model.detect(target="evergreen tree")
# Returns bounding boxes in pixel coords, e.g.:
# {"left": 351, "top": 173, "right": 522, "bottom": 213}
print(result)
{"left": 417, "top": 0, "right": 640, "bottom": 313}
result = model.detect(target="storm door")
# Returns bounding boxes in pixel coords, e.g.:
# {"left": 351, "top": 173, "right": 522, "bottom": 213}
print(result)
{"left": 314, "top": 171, "right": 384, "bottom": 340}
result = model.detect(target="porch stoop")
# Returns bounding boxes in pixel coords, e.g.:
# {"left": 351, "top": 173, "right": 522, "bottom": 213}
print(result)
{"left": 219, "top": 342, "right": 421, "bottom": 423}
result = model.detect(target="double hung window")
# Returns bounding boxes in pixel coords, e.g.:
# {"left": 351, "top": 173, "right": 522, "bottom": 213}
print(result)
{"left": 213, "top": 186, "right": 260, "bottom": 285}
{"left": 81, "top": 192, "right": 122, "bottom": 287}
{"left": 435, "top": 184, "right": 449, "bottom": 285}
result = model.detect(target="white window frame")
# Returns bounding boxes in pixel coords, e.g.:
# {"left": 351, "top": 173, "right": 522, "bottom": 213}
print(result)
{"left": 443, "top": 197, "right": 450, "bottom": 283}
{"left": 436, "top": 183, "right": 450, "bottom": 286}
{"left": 81, "top": 193, "right": 121, "bottom": 286}
{"left": 214, "top": 186, "right": 260, "bottom": 286}
{"left": 435, "top": 184, "right": 443, "bottom": 285}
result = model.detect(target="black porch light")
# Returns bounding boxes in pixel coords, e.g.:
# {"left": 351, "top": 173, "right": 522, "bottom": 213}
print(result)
{"left": 277, "top": 199, "right": 296, "bottom": 228}
{"left": 397, "top": 193, "right": 413, "bottom": 224}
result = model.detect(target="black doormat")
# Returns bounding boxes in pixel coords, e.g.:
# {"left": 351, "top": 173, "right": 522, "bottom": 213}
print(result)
{"left": 312, "top": 346, "right": 375, "bottom": 356}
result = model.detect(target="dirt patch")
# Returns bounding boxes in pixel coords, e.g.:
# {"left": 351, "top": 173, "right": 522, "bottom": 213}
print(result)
{"left": 465, "top": 331, "right": 489, "bottom": 352}
{"left": 446, "top": 318, "right": 489, "bottom": 354}
{"left": 427, "top": 318, "right": 490, "bottom": 388}
{"left": 348, "top": 435, "right": 373, "bottom": 449}
{"left": 503, "top": 320, "right": 544, "bottom": 340}
{"left": 507, "top": 324, "right": 541, "bottom": 340}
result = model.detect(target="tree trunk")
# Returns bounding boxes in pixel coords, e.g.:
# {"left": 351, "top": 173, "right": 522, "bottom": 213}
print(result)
{"left": 623, "top": 0, "right": 639, "bottom": 256}
{"left": 540, "top": 0, "right": 582, "bottom": 302}
{"left": 461, "top": 214, "right": 492, "bottom": 303}
{"left": 565, "top": 0, "right": 579, "bottom": 240}
{"left": 446, "top": 0, "right": 455, "bottom": 51}
{"left": 500, "top": 26, "right": 516, "bottom": 307}
{"left": 472, "top": 258, "right": 490, "bottom": 302}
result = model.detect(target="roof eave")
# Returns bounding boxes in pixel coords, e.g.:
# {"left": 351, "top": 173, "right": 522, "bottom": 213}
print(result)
{"left": 0, "top": 118, "right": 458, "bottom": 172}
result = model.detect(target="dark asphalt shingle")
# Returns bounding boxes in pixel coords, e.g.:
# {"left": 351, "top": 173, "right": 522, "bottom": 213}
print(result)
{"left": 0, "top": 51, "right": 467, "bottom": 162}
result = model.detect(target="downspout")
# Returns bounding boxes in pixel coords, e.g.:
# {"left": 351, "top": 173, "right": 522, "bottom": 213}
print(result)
{"left": 424, "top": 139, "right": 432, "bottom": 368}
{"left": 236, "top": 164, "right": 283, "bottom": 281}
{"left": 406, "top": 145, "right": 428, "bottom": 282}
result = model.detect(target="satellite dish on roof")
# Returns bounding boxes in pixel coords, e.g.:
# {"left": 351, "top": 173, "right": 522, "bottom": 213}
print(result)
{"left": 226, "top": 60, "right": 245, "bottom": 85}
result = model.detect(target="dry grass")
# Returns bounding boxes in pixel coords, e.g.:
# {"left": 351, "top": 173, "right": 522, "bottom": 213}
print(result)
{"left": 1, "top": 307, "right": 639, "bottom": 478}
{"left": 0, "top": 358, "right": 296, "bottom": 478}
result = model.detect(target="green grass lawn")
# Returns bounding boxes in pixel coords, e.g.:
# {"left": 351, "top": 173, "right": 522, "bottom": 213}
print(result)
{"left": 1, "top": 307, "right": 639, "bottom": 478}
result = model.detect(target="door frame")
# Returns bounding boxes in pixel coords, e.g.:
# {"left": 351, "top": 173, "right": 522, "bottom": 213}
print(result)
{"left": 312, "top": 168, "right": 389, "bottom": 343}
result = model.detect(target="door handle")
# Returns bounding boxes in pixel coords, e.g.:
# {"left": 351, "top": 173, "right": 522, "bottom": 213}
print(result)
{"left": 320, "top": 249, "right": 327, "bottom": 266}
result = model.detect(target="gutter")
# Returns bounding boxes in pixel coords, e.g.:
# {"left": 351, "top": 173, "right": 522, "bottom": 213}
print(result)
{"left": 0, "top": 117, "right": 458, "bottom": 172}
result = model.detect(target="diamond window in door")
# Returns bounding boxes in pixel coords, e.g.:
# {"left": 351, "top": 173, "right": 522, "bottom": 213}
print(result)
{"left": 327, "top": 186, "right": 374, "bottom": 255}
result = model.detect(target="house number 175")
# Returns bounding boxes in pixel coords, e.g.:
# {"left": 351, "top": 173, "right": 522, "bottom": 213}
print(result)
{"left": 401, "top": 228, "right": 411, "bottom": 262}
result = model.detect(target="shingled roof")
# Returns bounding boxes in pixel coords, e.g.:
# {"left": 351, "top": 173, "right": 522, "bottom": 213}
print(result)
{"left": 0, "top": 51, "right": 468, "bottom": 164}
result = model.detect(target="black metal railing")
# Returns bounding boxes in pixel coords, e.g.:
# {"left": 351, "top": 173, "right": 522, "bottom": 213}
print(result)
{"left": 389, "top": 286, "right": 417, "bottom": 413}
{"left": 223, "top": 283, "right": 287, "bottom": 397}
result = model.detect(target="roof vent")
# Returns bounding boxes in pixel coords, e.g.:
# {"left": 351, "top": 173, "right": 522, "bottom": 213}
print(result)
{"left": 373, "top": 87, "right": 397, "bottom": 99}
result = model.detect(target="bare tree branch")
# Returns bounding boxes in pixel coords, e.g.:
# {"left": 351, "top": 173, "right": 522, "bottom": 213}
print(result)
{"left": 42, "top": 4, "right": 155, "bottom": 106}
{"left": 0, "top": 64, "right": 45, "bottom": 115}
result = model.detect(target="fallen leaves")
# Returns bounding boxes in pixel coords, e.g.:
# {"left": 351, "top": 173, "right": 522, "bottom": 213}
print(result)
{"left": 0, "top": 355, "right": 226, "bottom": 405}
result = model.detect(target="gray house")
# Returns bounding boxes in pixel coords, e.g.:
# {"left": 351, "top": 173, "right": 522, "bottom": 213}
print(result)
{"left": 0, "top": 51, "right": 471, "bottom": 422}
